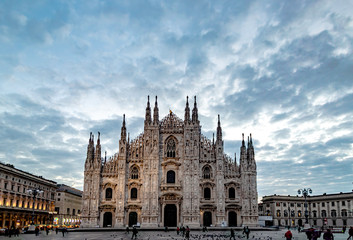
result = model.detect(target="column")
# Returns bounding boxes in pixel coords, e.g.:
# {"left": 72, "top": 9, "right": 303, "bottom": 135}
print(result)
{"left": 9, "top": 213, "right": 13, "bottom": 228}
{"left": 327, "top": 201, "right": 330, "bottom": 224}
{"left": 176, "top": 203, "right": 179, "bottom": 226}
{"left": 2, "top": 213, "right": 6, "bottom": 228}
{"left": 161, "top": 203, "right": 165, "bottom": 226}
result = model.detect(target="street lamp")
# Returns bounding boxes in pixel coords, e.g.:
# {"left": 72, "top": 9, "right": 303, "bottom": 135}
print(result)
{"left": 288, "top": 206, "right": 291, "bottom": 227}
{"left": 298, "top": 188, "right": 312, "bottom": 225}
{"left": 27, "top": 188, "right": 44, "bottom": 225}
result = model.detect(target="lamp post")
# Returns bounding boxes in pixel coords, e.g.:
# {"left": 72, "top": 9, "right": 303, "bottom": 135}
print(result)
{"left": 27, "top": 188, "right": 43, "bottom": 225}
{"left": 297, "top": 188, "right": 312, "bottom": 225}
{"left": 288, "top": 206, "right": 291, "bottom": 227}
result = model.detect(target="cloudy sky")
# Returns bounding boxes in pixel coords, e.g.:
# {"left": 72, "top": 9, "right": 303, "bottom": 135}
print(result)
{"left": 1, "top": 0, "right": 352, "bottom": 199}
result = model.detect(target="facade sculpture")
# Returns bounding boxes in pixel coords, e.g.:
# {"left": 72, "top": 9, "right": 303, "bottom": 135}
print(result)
{"left": 81, "top": 96, "right": 258, "bottom": 228}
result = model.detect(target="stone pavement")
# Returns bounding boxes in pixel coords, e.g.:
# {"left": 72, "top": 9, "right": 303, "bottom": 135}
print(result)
{"left": 1, "top": 228, "right": 350, "bottom": 240}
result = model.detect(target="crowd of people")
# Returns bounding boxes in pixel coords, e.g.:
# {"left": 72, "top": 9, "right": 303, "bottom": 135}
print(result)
{"left": 284, "top": 226, "right": 353, "bottom": 240}
{"left": 1, "top": 224, "right": 353, "bottom": 239}
{"left": 1, "top": 225, "right": 69, "bottom": 237}
{"left": 2, "top": 227, "right": 20, "bottom": 237}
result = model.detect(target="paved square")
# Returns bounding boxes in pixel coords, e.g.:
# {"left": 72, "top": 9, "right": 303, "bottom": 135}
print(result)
{"left": 2, "top": 228, "right": 350, "bottom": 240}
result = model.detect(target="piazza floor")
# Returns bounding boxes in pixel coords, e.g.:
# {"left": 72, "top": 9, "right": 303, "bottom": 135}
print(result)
{"left": 1, "top": 228, "right": 350, "bottom": 240}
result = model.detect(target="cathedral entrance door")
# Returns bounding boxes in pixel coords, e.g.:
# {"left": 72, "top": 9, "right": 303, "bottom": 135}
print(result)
{"left": 203, "top": 211, "right": 212, "bottom": 227}
{"left": 164, "top": 204, "right": 177, "bottom": 227}
{"left": 129, "top": 212, "right": 138, "bottom": 227}
{"left": 103, "top": 212, "right": 112, "bottom": 227}
{"left": 228, "top": 211, "right": 237, "bottom": 227}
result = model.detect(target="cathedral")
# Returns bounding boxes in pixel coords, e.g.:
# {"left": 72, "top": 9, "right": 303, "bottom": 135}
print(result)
{"left": 81, "top": 96, "right": 258, "bottom": 228}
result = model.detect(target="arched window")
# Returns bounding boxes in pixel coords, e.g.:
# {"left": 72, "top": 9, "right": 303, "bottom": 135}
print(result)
{"left": 312, "top": 211, "right": 317, "bottom": 218}
{"left": 229, "top": 187, "right": 235, "bottom": 199}
{"left": 105, "top": 188, "right": 112, "bottom": 200}
{"left": 291, "top": 210, "right": 295, "bottom": 217}
{"left": 203, "top": 166, "right": 211, "bottom": 179}
{"left": 204, "top": 187, "right": 211, "bottom": 200}
{"left": 341, "top": 209, "right": 347, "bottom": 217}
{"left": 331, "top": 210, "right": 337, "bottom": 217}
{"left": 321, "top": 210, "right": 327, "bottom": 217}
{"left": 284, "top": 210, "right": 288, "bottom": 217}
{"left": 166, "top": 138, "right": 176, "bottom": 158}
{"left": 167, "top": 170, "right": 175, "bottom": 183}
{"left": 298, "top": 210, "right": 302, "bottom": 217}
{"left": 276, "top": 210, "right": 281, "bottom": 217}
{"left": 131, "top": 188, "right": 137, "bottom": 200}
{"left": 130, "top": 167, "right": 139, "bottom": 179}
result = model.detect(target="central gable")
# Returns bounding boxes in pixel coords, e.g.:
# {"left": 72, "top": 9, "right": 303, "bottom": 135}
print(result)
{"left": 160, "top": 112, "right": 184, "bottom": 134}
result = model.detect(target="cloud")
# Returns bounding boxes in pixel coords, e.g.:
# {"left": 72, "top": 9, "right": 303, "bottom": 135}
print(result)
{"left": 0, "top": 0, "right": 352, "bottom": 196}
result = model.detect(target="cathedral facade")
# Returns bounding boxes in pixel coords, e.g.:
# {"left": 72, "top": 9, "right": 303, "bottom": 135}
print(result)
{"left": 81, "top": 96, "right": 258, "bottom": 228}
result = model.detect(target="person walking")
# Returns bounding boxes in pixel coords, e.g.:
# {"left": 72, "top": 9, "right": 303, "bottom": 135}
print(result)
{"left": 230, "top": 228, "right": 235, "bottom": 240}
{"left": 312, "top": 229, "right": 321, "bottom": 240}
{"left": 243, "top": 226, "right": 250, "bottom": 239}
{"left": 35, "top": 226, "right": 39, "bottom": 236}
{"left": 176, "top": 226, "right": 180, "bottom": 235}
{"left": 131, "top": 226, "right": 138, "bottom": 239}
{"left": 285, "top": 229, "right": 293, "bottom": 240}
{"left": 347, "top": 227, "right": 353, "bottom": 240}
{"left": 323, "top": 229, "right": 334, "bottom": 240}
{"left": 185, "top": 226, "right": 190, "bottom": 240}
{"left": 181, "top": 226, "right": 185, "bottom": 237}
{"left": 304, "top": 228, "right": 314, "bottom": 240}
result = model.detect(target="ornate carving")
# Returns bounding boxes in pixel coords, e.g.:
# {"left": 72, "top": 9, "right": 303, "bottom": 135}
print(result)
{"left": 82, "top": 99, "right": 258, "bottom": 228}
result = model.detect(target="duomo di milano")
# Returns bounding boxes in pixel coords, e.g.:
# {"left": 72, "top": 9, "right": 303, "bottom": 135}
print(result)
{"left": 81, "top": 96, "right": 258, "bottom": 228}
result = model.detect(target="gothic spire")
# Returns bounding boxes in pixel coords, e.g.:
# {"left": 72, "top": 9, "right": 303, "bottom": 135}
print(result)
{"left": 86, "top": 132, "right": 94, "bottom": 161}
{"left": 145, "top": 95, "right": 152, "bottom": 125}
{"left": 86, "top": 132, "right": 95, "bottom": 168}
{"left": 121, "top": 114, "right": 126, "bottom": 141}
{"left": 192, "top": 96, "right": 198, "bottom": 124}
{"left": 248, "top": 133, "right": 256, "bottom": 170}
{"left": 184, "top": 96, "right": 190, "bottom": 124}
{"left": 217, "top": 114, "right": 222, "bottom": 141}
{"left": 240, "top": 133, "right": 247, "bottom": 172}
{"left": 250, "top": 133, "right": 253, "bottom": 148}
{"left": 95, "top": 131, "right": 101, "bottom": 166}
{"left": 89, "top": 132, "right": 93, "bottom": 145}
{"left": 153, "top": 96, "right": 159, "bottom": 125}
